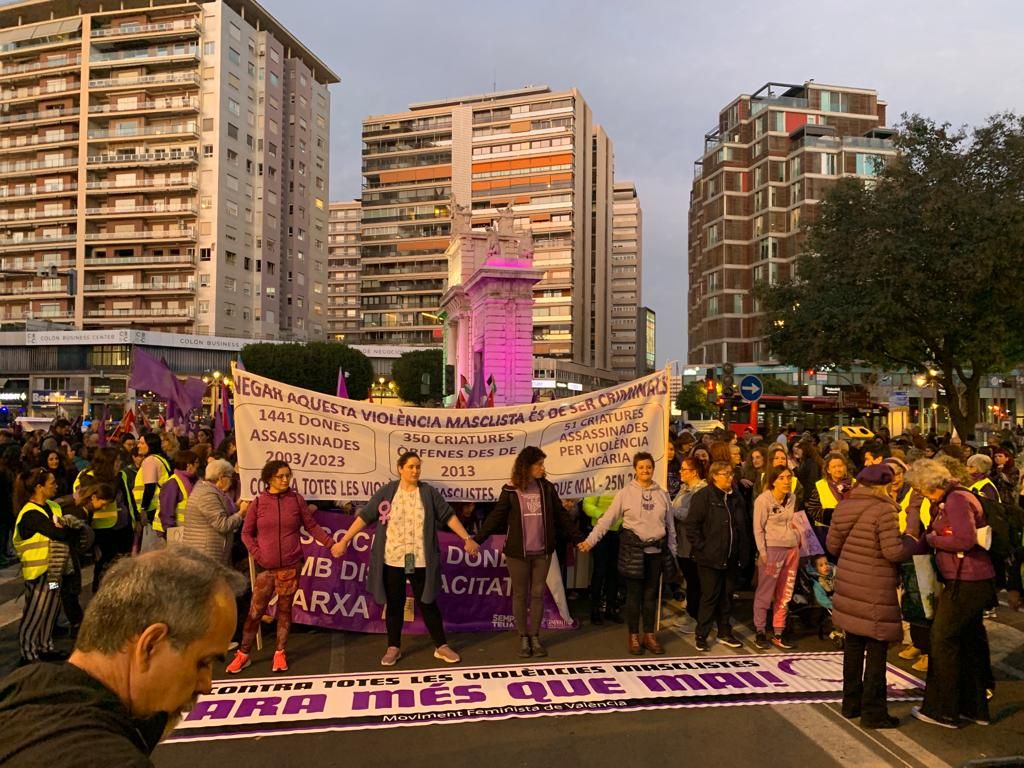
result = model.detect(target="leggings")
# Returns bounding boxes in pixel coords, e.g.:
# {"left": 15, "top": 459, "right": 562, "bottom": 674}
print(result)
{"left": 20, "top": 577, "right": 60, "bottom": 661}
{"left": 753, "top": 546, "right": 799, "bottom": 633}
{"left": 383, "top": 565, "right": 447, "bottom": 648}
{"left": 506, "top": 554, "right": 550, "bottom": 636}
{"left": 240, "top": 565, "right": 298, "bottom": 653}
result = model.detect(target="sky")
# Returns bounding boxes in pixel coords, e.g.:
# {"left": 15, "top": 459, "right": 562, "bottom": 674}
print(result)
{"left": 261, "top": 0, "right": 1023, "bottom": 369}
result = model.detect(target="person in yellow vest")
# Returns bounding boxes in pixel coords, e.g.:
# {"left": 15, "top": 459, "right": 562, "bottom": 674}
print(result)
{"left": 157, "top": 450, "right": 198, "bottom": 544}
{"left": 891, "top": 457, "right": 933, "bottom": 672}
{"left": 804, "top": 452, "right": 851, "bottom": 550}
{"left": 73, "top": 446, "right": 135, "bottom": 591}
{"left": 583, "top": 494, "right": 621, "bottom": 625}
{"left": 966, "top": 454, "right": 1000, "bottom": 502}
{"left": 132, "top": 434, "right": 171, "bottom": 550}
{"left": 12, "top": 468, "right": 80, "bottom": 664}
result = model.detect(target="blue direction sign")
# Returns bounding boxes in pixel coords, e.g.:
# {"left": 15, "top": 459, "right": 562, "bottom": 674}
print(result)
{"left": 740, "top": 375, "right": 764, "bottom": 402}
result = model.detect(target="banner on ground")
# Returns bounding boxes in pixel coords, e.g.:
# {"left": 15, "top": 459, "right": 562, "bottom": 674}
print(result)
{"left": 170, "top": 652, "right": 924, "bottom": 742}
{"left": 232, "top": 366, "right": 670, "bottom": 502}
{"left": 287, "top": 511, "right": 572, "bottom": 634}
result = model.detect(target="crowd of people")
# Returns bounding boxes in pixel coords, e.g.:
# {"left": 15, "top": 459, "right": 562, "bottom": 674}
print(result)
{"left": 0, "top": 414, "right": 1021, "bottom": 751}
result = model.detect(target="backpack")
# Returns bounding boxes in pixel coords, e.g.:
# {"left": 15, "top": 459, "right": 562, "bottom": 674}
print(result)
{"left": 970, "top": 490, "right": 1024, "bottom": 563}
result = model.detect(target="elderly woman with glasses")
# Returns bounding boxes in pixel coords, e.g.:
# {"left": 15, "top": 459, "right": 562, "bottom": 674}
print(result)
{"left": 227, "top": 460, "right": 345, "bottom": 675}
{"left": 179, "top": 458, "right": 246, "bottom": 563}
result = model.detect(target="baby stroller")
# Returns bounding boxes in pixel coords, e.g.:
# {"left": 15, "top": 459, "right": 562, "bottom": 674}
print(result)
{"left": 788, "top": 560, "right": 844, "bottom": 648}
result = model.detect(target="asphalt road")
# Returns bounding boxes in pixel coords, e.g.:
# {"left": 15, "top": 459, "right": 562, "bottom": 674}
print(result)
{"left": 2, "top": 562, "right": 1021, "bottom": 768}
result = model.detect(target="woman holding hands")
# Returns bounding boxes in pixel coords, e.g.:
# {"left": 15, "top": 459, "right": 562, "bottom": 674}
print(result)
{"left": 580, "top": 452, "right": 675, "bottom": 656}
{"left": 336, "top": 451, "right": 478, "bottom": 666}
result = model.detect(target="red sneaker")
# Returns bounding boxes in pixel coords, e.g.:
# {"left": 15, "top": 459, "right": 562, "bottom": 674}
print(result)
{"left": 225, "top": 651, "right": 250, "bottom": 674}
{"left": 272, "top": 650, "right": 288, "bottom": 672}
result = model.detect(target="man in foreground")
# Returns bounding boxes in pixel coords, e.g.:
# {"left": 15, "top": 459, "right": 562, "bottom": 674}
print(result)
{"left": 0, "top": 548, "right": 244, "bottom": 767}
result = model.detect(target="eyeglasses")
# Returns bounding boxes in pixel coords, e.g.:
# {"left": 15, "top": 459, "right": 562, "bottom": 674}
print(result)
{"left": 714, "top": 471, "right": 732, "bottom": 478}
{"left": 273, "top": 472, "right": 292, "bottom": 481}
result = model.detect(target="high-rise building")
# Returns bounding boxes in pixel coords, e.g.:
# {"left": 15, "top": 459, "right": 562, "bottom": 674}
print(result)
{"left": 0, "top": 0, "right": 336, "bottom": 340}
{"left": 611, "top": 180, "right": 643, "bottom": 378}
{"left": 360, "top": 85, "right": 621, "bottom": 386}
{"left": 327, "top": 199, "right": 361, "bottom": 342}
{"left": 687, "top": 81, "right": 895, "bottom": 365}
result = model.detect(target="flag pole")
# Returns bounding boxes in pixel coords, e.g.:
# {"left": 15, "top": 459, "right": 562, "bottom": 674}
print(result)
{"left": 248, "top": 554, "right": 263, "bottom": 652}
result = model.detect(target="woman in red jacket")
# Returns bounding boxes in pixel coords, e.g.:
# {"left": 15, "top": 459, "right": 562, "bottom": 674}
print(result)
{"left": 227, "top": 460, "right": 344, "bottom": 674}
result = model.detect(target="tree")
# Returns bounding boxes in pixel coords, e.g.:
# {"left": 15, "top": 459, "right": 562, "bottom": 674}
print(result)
{"left": 239, "top": 342, "right": 374, "bottom": 399}
{"left": 758, "top": 113, "right": 1024, "bottom": 439}
{"left": 676, "top": 381, "right": 713, "bottom": 417}
{"left": 391, "top": 349, "right": 443, "bottom": 406}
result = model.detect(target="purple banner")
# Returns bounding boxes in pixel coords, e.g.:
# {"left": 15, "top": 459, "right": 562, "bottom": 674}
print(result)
{"left": 287, "top": 511, "right": 576, "bottom": 634}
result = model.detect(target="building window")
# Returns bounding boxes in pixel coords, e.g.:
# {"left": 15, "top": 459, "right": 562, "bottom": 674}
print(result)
{"left": 199, "top": 247, "right": 212, "bottom": 261}
{"left": 203, "top": 145, "right": 213, "bottom": 158}
{"left": 228, "top": 48, "right": 241, "bottom": 65}
{"left": 203, "top": 41, "right": 215, "bottom": 56}
{"left": 856, "top": 153, "right": 881, "bottom": 176}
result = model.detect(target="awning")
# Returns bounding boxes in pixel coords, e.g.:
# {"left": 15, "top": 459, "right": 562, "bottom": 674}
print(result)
{"left": 0, "top": 18, "right": 82, "bottom": 46}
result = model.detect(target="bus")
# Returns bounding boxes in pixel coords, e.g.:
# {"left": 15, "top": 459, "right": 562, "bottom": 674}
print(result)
{"left": 723, "top": 394, "right": 889, "bottom": 437}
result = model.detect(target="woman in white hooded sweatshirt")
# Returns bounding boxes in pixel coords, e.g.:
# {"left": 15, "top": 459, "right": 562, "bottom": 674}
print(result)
{"left": 580, "top": 452, "right": 675, "bottom": 655}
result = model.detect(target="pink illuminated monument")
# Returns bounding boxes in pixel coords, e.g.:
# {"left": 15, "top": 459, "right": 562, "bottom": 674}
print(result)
{"left": 440, "top": 204, "right": 542, "bottom": 406}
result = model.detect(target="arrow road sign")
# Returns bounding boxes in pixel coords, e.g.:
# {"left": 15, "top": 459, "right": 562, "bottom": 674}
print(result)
{"left": 740, "top": 375, "right": 764, "bottom": 402}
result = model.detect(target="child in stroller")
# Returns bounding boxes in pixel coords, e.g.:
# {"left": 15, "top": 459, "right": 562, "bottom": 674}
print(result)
{"left": 788, "top": 555, "right": 844, "bottom": 647}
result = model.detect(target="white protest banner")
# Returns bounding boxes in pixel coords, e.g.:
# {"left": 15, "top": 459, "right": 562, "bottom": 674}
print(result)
{"left": 232, "top": 366, "right": 671, "bottom": 502}
{"left": 170, "top": 653, "right": 924, "bottom": 742}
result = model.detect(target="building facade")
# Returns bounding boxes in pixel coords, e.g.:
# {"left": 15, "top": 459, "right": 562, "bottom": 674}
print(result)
{"left": 0, "top": 0, "right": 336, "bottom": 341}
{"left": 687, "top": 81, "right": 895, "bottom": 366}
{"left": 611, "top": 180, "right": 642, "bottom": 378}
{"left": 360, "top": 86, "right": 626, "bottom": 388}
{"left": 327, "top": 199, "right": 361, "bottom": 341}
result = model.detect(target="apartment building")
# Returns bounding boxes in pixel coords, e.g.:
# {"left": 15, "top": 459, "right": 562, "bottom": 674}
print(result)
{"left": 0, "top": 0, "right": 336, "bottom": 340}
{"left": 360, "top": 86, "right": 623, "bottom": 385}
{"left": 610, "top": 180, "right": 642, "bottom": 378}
{"left": 327, "top": 199, "right": 361, "bottom": 341}
{"left": 687, "top": 81, "right": 895, "bottom": 366}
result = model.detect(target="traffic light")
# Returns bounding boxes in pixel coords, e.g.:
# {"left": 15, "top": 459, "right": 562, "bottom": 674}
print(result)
{"left": 722, "top": 362, "right": 734, "bottom": 395}
{"left": 705, "top": 368, "right": 717, "bottom": 404}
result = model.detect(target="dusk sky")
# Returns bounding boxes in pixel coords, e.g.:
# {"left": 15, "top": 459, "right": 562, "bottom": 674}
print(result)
{"left": 261, "top": 0, "right": 1023, "bottom": 368}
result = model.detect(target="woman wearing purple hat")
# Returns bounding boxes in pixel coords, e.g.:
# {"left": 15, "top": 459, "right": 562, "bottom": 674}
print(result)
{"left": 827, "top": 462, "right": 918, "bottom": 729}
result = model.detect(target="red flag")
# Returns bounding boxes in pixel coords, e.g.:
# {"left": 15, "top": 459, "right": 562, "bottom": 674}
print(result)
{"left": 455, "top": 374, "right": 470, "bottom": 408}
{"left": 485, "top": 374, "right": 496, "bottom": 408}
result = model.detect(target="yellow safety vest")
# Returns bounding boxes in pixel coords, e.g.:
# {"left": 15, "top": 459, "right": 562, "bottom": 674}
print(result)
{"left": 898, "top": 492, "right": 931, "bottom": 534}
{"left": 13, "top": 500, "right": 63, "bottom": 582}
{"left": 154, "top": 473, "right": 189, "bottom": 533}
{"left": 815, "top": 478, "right": 841, "bottom": 511}
{"left": 969, "top": 477, "right": 1001, "bottom": 503}
{"left": 133, "top": 455, "right": 171, "bottom": 519}
{"left": 74, "top": 469, "right": 118, "bottom": 530}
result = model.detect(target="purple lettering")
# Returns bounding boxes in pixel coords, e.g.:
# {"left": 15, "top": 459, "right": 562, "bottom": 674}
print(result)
{"left": 185, "top": 699, "right": 234, "bottom": 721}
{"left": 590, "top": 677, "right": 626, "bottom": 696}
{"left": 235, "top": 697, "right": 281, "bottom": 717}
{"left": 282, "top": 694, "right": 327, "bottom": 715}
{"left": 699, "top": 673, "right": 747, "bottom": 690}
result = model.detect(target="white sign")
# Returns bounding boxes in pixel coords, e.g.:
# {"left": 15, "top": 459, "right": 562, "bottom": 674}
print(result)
{"left": 168, "top": 653, "right": 923, "bottom": 743}
{"left": 351, "top": 344, "right": 441, "bottom": 359}
{"left": 233, "top": 367, "right": 671, "bottom": 502}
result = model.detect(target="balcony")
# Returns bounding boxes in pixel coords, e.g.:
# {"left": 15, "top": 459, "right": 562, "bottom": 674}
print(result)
{"left": 86, "top": 177, "right": 196, "bottom": 192}
{"left": 0, "top": 106, "right": 80, "bottom": 126}
{"left": 84, "top": 228, "right": 195, "bottom": 243}
{"left": 1, "top": 256, "right": 75, "bottom": 271}
{"left": 84, "top": 280, "right": 195, "bottom": 294}
{"left": 88, "top": 71, "right": 201, "bottom": 91}
{"left": 0, "top": 233, "right": 76, "bottom": 249}
{"left": 0, "top": 181, "right": 77, "bottom": 200}
{"left": 88, "top": 96, "right": 199, "bottom": 115}
{"left": 91, "top": 19, "right": 202, "bottom": 40}
{"left": 84, "top": 252, "right": 196, "bottom": 268}
{"left": 83, "top": 203, "right": 197, "bottom": 217}
{"left": 87, "top": 149, "right": 198, "bottom": 167}
{"left": 0, "top": 208, "right": 77, "bottom": 224}
{"left": 88, "top": 123, "right": 198, "bottom": 141}
{"left": 0, "top": 54, "right": 82, "bottom": 80}
{"left": 1, "top": 81, "right": 80, "bottom": 102}
{"left": 90, "top": 45, "right": 199, "bottom": 65}
{"left": 0, "top": 132, "right": 79, "bottom": 154}
{"left": 0, "top": 30, "right": 82, "bottom": 57}
{"left": 0, "top": 157, "right": 78, "bottom": 177}
{"left": 85, "top": 307, "right": 195, "bottom": 320}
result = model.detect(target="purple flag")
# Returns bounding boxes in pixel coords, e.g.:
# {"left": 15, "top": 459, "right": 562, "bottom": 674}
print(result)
{"left": 128, "top": 347, "right": 206, "bottom": 413}
{"left": 336, "top": 367, "right": 349, "bottom": 399}
{"left": 469, "top": 362, "right": 486, "bottom": 408}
